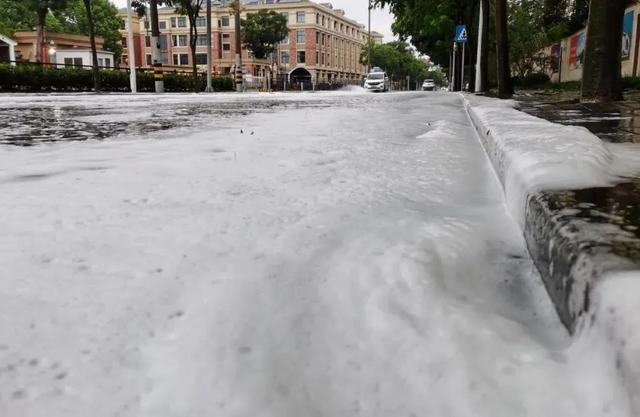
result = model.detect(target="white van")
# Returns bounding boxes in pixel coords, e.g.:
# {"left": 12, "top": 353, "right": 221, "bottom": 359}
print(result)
{"left": 364, "top": 70, "right": 389, "bottom": 92}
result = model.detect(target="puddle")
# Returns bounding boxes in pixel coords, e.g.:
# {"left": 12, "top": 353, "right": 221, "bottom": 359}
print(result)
{"left": 0, "top": 94, "right": 389, "bottom": 147}
{"left": 517, "top": 92, "right": 640, "bottom": 143}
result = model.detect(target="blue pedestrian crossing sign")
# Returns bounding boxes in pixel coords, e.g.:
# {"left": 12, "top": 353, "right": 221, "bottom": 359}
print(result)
{"left": 455, "top": 25, "right": 468, "bottom": 43}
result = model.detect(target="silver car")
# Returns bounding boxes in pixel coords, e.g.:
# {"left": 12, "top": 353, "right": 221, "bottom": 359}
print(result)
{"left": 422, "top": 79, "right": 436, "bottom": 91}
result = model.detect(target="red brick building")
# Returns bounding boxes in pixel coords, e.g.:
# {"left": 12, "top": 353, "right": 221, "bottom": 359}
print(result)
{"left": 119, "top": 0, "right": 374, "bottom": 84}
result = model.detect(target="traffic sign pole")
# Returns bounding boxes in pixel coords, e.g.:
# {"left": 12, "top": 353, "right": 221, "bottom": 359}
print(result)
{"left": 461, "top": 41, "right": 465, "bottom": 91}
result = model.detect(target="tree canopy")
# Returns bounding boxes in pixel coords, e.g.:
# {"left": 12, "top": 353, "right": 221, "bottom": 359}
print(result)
{"left": 0, "top": 0, "right": 123, "bottom": 59}
{"left": 361, "top": 41, "right": 441, "bottom": 84}
{"left": 241, "top": 9, "right": 288, "bottom": 60}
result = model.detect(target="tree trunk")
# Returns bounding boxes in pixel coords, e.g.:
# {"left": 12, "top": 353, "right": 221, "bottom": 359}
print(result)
{"left": 36, "top": 2, "right": 48, "bottom": 63}
{"left": 233, "top": 0, "right": 243, "bottom": 92}
{"left": 83, "top": 0, "right": 100, "bottom": 92}
{"left": 479, "top": 0, "right": 489, "bottom": 92}
{"left": 581, "top": 0, "right": 626, "bottom": 102}
{"left": 495, "top": 0, "right": 513, "bottom": 98}
{"left": 149, "top": 0, "right": 165, "bottom": 92}
{"left": 190, "top": 20, "right": 198, "bottom": 92}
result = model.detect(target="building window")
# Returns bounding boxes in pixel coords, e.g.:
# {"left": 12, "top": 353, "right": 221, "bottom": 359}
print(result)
{"left": 120, "top": 19, "right": 125, "bottom": 30}
{"left": 146, "top": 54, "right": 152, "bottom": 65}
{"left": 297, "top": 51, "right": 305, "bottom": 64}
{"left": 322, "top": 15, "right": 325, "bottom": 26}
{"left": 195, "top": 34, "right": 208, "bottom": 46}
{"left": 296, "top": 30, "right": 305, "bottom": 44}
{"left": 195, "top": 53, "right": 207, "bottom": 65}
{"left": 172, "top": 34, "right": 188, "bottom": 47}
{"left": 105, "top": 58, "right": 111, "bottom": 67}
{"left": 315, "top": 31, "right": 319, "bottom": 45}
{"left": 173, "top": 53, "right": 189, "bottom": 65}
{"left": 121, "top": 37, "right": 127, "bottom": 48}
{"left": 171, "top": 16, "right": 187, "bottom": 28}
{"left": 281, "top": 51, "right": 289, "bottom": 64}
{"left": 221, "top": 15, "right": 230, "bottom": 27}
{"left": 321, "top": 33, "right": 325, "bottom": 46}
{"left": 315, "top": 51, "right": 319, "bottom": 65}
{"left": 145, "top": 36, "right": 151, "bottom": 47}
{"left": 159, "top": 35, "right": 168, "bottom": 50}
{"left": 316, "top": 13, "right": 319, "bottom": 24}
{"left": 144, "top": 20, "right": 150, "bottom": 29}
{"left": 280, "top": 12, "right": 288, "bottom": 21}
{"left": 64, "top": 57, "right": 73, "bottom": 67}
{"left": 222, "top": 33, "right": 231, "bottom": 51}
{"left": 159, "top": 21, "right": 167, "bottom": 30}
{"left": 196, "top": 16, "right": 206, "bottom": 27}
{"left": 296, "top": 11, "right": 305, "bottom": 23}
{"left": 282, "top": 34, "right": 289, "bottom": 44}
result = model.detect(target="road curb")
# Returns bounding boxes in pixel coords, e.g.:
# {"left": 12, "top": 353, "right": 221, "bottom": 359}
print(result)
{"left": 462, "top": 93, "right": 640, "bottom": 409}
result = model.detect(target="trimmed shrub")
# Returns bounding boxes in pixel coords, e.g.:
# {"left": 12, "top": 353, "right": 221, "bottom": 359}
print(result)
{"left": 0, "top": 64, "right": 234, "bottom": 93}
{"left": 512, "top": 72, "right": 551, "bottom": 88}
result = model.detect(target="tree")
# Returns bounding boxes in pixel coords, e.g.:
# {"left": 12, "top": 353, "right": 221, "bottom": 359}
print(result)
{"left": 495, "top": 0, "right": 513, "bottom": 98}
{"left": 132, "top": 0, "right": 173, "bottom": 92}
{"left": 29, "top": 0, "right": 68, "bottom": 63}
{"left": 82, "top": 0, "right": 99, "bottom": 91}
{"left": 0, "top": 0, "right": 38, "bottom": 38}
{"left": 173, "top": 0, "right": 205, "bottom": 90}
{"left": 581, "top": 0, "right": 626, "bottom": 102}
{"left": 53, "top": 0, "right": 124, "bottom": 61}
{"left": 361, "top": 41, "right": 432, "bottom": 86}
{"left": 241, "top": 9, "right": 288, "bottom": 59}
{"left": 509, "top": 0, "right": 552, "bottom": 78}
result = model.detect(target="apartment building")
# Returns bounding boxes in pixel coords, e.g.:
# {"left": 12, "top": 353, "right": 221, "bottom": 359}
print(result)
{"left": 119, "top": 0, "right": 372, "bottom": 84}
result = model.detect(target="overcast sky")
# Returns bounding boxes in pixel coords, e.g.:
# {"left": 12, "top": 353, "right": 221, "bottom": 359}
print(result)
{"left": 109, "top": 0, "right": 396, "bottom": 41}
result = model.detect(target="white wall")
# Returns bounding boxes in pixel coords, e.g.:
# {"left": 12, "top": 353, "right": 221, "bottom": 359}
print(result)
{"left": 54, "top": 50, "right": 115, "bottom": 69}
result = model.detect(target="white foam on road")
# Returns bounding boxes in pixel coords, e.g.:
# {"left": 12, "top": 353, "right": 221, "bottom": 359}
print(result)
{"left": 0, "top": 92, "right": 632, "bottom": 416}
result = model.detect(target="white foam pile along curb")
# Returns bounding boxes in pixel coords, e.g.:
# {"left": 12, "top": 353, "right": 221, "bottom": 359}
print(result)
{"left": 462, "top": 93, "right": 640, "bottom": 411}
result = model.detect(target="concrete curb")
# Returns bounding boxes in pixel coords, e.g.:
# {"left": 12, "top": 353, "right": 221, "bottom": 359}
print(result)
{"left": 462, "top": 93, "right": 640, "bottom": 411}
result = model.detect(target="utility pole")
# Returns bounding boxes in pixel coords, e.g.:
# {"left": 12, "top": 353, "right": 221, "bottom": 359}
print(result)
{"left": 205, "top": 0, "right": 213, "bottom": 92}
{"left": 232, "top": 0, "right": 243, "bottom": 92}
{"left": 474, "top": 0, "right": 484, "bottom": 93}
{"left": 126, "top": 0, "right": 137, "bottom": 93}
{"left": 451, "top": 42, "right": 457, "bottom": 91}
{"left": 461, "top": 41, "right": 466, "bottom": 91}
{"left": 367, "top": 0, "right": 372, "bottom": 72}
{"left": 150, "top": 0, "right": 164, "bottom": 93}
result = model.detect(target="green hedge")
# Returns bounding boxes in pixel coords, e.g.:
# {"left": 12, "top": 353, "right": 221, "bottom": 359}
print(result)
{"left": 0, "top": 64, "right": 234, "bottom": 93}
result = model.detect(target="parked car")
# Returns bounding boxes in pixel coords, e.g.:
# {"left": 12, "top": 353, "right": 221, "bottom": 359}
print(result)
{"left": 364, "top": 70, "right": 389, "bottom": 92}
{"left": 422, "top": 79, "right": 436, "bottom": 91}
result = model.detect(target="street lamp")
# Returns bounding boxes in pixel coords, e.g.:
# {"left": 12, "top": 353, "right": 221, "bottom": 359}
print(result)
{"left": 48, "top": 40, "right": 56, "bottom": 68}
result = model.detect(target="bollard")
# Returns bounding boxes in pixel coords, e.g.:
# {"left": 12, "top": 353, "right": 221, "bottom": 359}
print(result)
{"left": 153, "top": 62, "right": 164, "bottom": 93}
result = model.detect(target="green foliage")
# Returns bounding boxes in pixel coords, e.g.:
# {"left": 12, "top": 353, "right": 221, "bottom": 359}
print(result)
{"left": 241, "top": 10, "right": 288, "bottom": 59}
{"left": 361, "top": 41, "right": 439, "bottom": 83}
{"left": 0, "top": 64, "right": 234, "bottom": 92}
{"left": 0, "top": 0, "right": 123, "bottom": 59}
{"left": 0, "top": 0, "right": 39, "bottom": 37}
{"left": 52, "top": 0, "right": 124, "bottom": 60}
{"left": 374, "top": 0, "right": 476, "bottom": 67}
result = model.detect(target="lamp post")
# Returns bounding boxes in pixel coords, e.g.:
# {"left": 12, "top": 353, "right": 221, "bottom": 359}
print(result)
{"left": 48, "top": 40, "right": 56, "bottom": 68}
{"left": 126, "top": 0, "right": 137, "bottom": 93}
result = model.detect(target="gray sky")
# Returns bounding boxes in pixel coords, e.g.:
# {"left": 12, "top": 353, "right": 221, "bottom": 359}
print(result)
{"left": 109, "top": 0, "right": 396, "bottom": 41}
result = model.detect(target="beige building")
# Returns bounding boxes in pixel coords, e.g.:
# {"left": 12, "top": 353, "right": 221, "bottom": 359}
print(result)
{"left": 119, "top": 0, "right": 374, "bottom": 84}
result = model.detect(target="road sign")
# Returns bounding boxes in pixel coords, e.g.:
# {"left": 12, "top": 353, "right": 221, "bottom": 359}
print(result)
{"left": 455, "top": 25, "right": 468, "bottom": 43}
